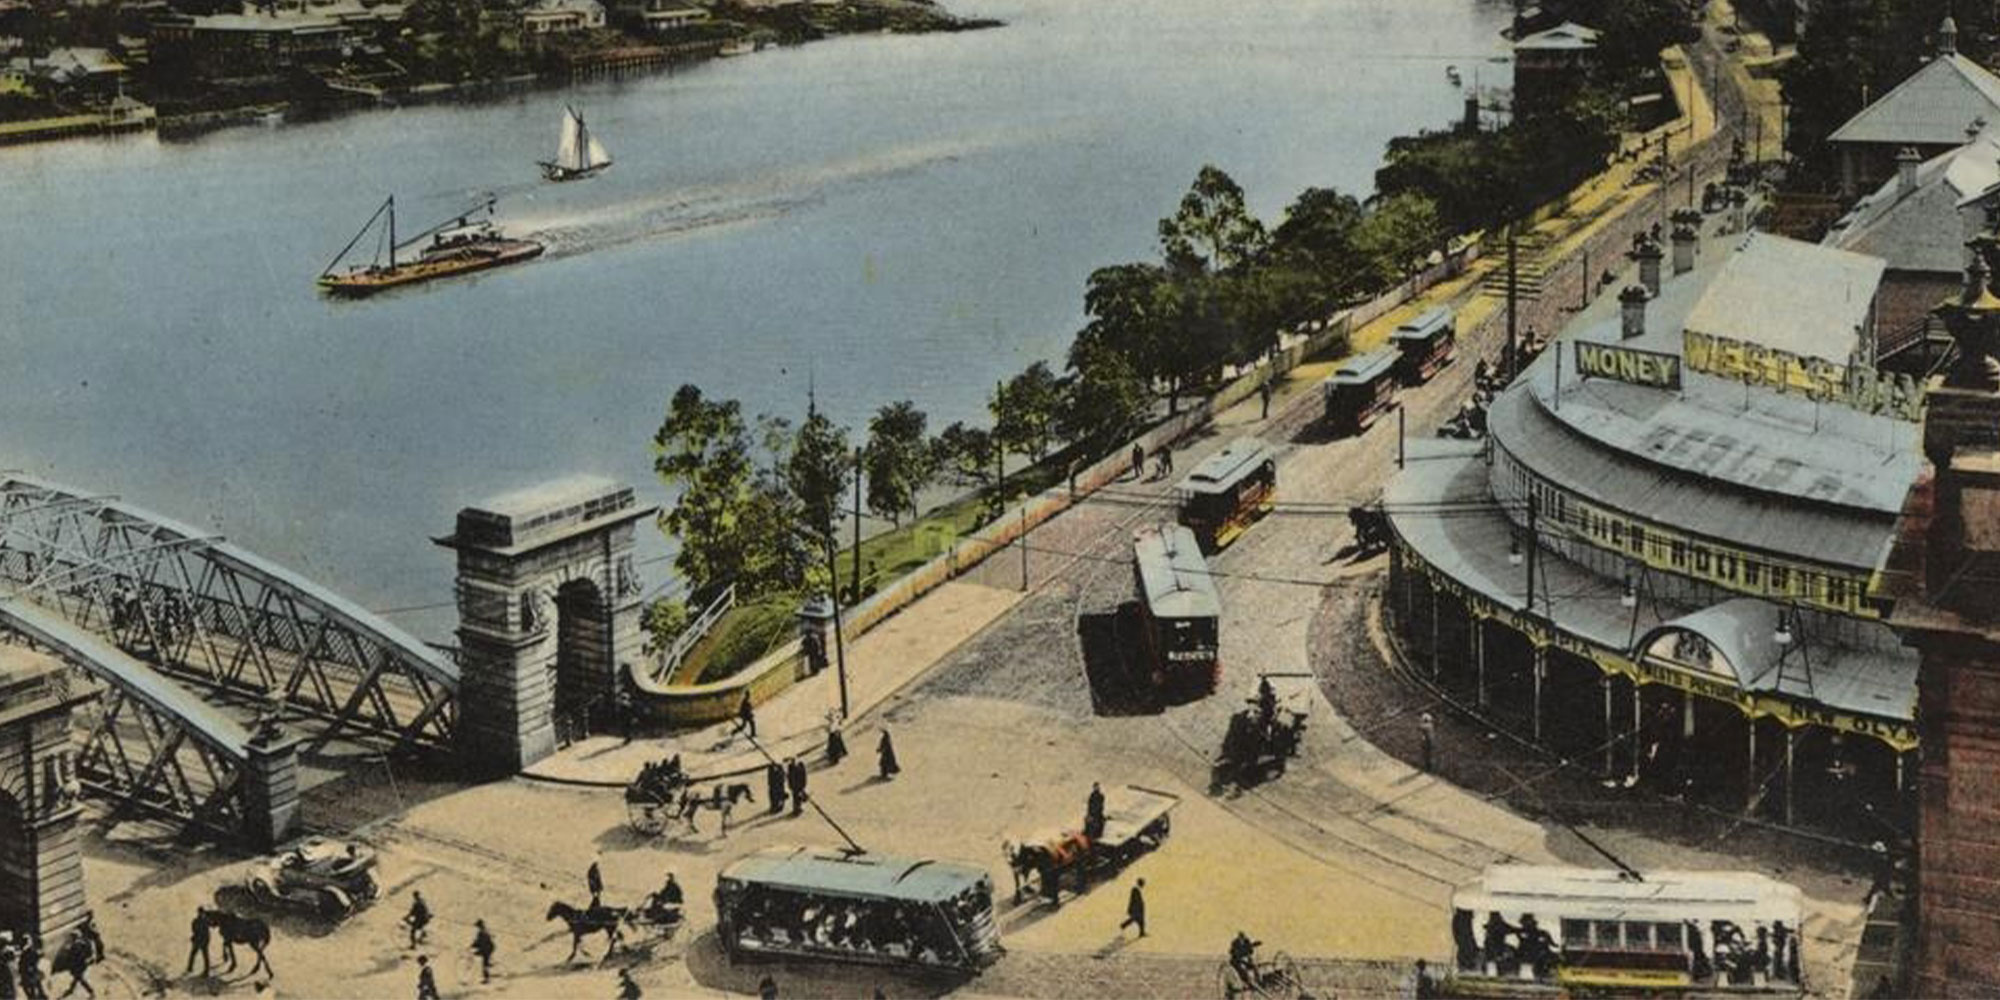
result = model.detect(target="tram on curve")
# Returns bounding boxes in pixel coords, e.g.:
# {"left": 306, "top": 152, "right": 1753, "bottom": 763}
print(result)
{"left": 1321, "top": 346, "right": 1401, "bottom": 436}
{"left": 1391, "top": 306, "right": 1456, "bottom": 384}
{"left": 1131, "top": 523, "right": 1222, "bottom": 697}
{"left": 1449, "top": 864, "right": 1806, "bottom": 995}
{"left": 1176, "top": 438, "right": 1277, "bottom": 552}
{"left": 715, "top": 845, "right": 1003, "bottom": 972}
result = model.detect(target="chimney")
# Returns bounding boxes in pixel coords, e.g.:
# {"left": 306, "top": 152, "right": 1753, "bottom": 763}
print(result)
{"left": 1634, "top": 238, "right": 1664, "bottom": 297}
{"left": 1671, "top": 224, "right": 1698, "bottom": 275}
{"left": 1620, "top": 285, "right": 1649, "bottom": 339}
{"left": 1898, "top": 146, "right": 1923, "bottom": 194}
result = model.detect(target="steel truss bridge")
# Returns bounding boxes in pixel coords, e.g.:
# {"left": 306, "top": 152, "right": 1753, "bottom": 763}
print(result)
{"left": 0, "top": 476, "right": 458, "bottom": 836}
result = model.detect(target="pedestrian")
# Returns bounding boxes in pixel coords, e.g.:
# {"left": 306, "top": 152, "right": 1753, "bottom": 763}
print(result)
{"left": 73, "top": 922, "right": 98, "bottom": 970}
{"left": 1119, "top": 878, "right": 1147, "bottom": 937}
{"left": 1130, "top": 443, "right": 1145, "bottom": 481}
{"left": 876, "top": 729, "right": 900, "bottom": 780}
{"left": 52, "top": 933, "right": 91, "bottom": 1000}
{"left": 471, "top": 919, "right": 495, "bottom": 984}
{"left": 404, "top": 891, "right": 431, "bottom": 948}
{"left": 615, "top": 681, "right": 635, "bottom": 745}
{"left": 758, "top": 973, "right": 779, "bottom": 999}
{"left": 1, "top": 936, "right": 17, "bottom": 1000}
{"left": 414, "top": 955, "right": 439, "bottom": 1000}
{"left": 616, "top": 968, "right": 642, "bottom": 1000}
{"left": 765, "top": 761, "right": 787, "bottom": 815}
{"left": 1418, "top": 711, "right": 1435, "bottom": 773}
{"left": 1414, "top": 958, "right": 1438, "bottom": 999}
{"left": 1259, "top": 378, "right": 1273, "bottom": 420}
{"left": 184, "top": 907, "right": 211, "bottom": 978}
{"left": 825, "top": 713, "right": 848, "bottom": 766}
{"left": 19, "top": 936, "right": 43, "bottom": 1000}
{"left": 587, "top": 856, "right": 605, "bottom": 907}
{"left": 1084, "top": 782, "right": 1106, "bottom": 841}
{"left": 1158, "top": 447, "right": 1174, "bottom": 478}
{"left": 731, "top": 691, "right": 757, "bottom": 740}
{"left": 785, "top": 757, "right": 808, "bottom": 817}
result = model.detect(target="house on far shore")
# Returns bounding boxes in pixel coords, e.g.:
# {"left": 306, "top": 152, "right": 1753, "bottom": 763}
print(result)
{"left": 611, "top": 0, "right": 708, "bottom": 33}
{"left": 1827, "top": 16, "right": 2000, "bottom": 198}
{"left": 1511, "top": 20, "right": 1598, "bottom": 117}
{"left": 1826, "top": 131, "right": 2000, "bottom": 371}
{"left": 521, "top": 0, "right": 606, "bottom": 36}
{"left": 5, "top": 47, "right": 129, "bottom": 98}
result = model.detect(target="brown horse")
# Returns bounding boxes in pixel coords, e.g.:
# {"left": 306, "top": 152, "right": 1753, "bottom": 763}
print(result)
{"left": 546, "top": 901, "right": 625, "bottom": 962}
{"left": 208, "top": 909, "right": 273, "bottom": 977}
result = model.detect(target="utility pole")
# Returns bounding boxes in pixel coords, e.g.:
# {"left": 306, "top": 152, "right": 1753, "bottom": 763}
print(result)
{"left": 822, "top": 536, "right": 851, "bottom": 719}
{"left": 851, "top": 445, "right": 863, "bottom": 600}
{"left": 1505, "top": 224, "right": 1519, "bottom": 383}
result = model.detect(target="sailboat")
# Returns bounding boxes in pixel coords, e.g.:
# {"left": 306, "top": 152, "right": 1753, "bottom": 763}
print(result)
{"left": 318, "top": 195, "right": 544, "bottom": 296}
{"left": 540, "top": 106, "right": 611, "bottom": 182}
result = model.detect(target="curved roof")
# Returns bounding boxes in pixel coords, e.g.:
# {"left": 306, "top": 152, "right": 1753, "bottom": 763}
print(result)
{"left": 719, "top": 846, "right": 991, "bottom": 903}
{"left": 1455, "top": 864, "right": 1802, "bottom": 926}
{"left": 1133, "top": 523, "right": 1220, "bottom": 619}
{"left": 1178, "top": 437, "right": 1271, "bottom": 495}
{"left": 1635, "top": 599, "right": 1916, "bottom": 722}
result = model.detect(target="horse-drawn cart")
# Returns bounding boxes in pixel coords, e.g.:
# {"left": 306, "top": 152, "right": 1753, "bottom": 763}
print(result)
{"left": 625, "top": 757, "right": 690, "bottom": 835}
{"left": 1005, "top": 784, "right": 1179, "bottom": 905}
{"left": 1213, "top": 674, "right": 1311, "bottom": 791}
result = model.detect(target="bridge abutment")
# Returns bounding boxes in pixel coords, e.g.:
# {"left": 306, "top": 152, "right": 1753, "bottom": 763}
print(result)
{"left": 0, "top": 652, "right": 91, "bottom": 939}
{"left": 438, "top": 477, "right": 654, "bottom": 775}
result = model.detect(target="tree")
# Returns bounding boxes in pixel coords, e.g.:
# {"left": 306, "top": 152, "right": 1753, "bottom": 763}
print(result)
{"left": 1059, "top": 336, "right": 1150, "bottom": 448}
{"left": 1354, "top": 192, "right": 1446, "bottom": 285}
{"left": 1158, "top": 165, "right": 1268, "bottom": 275}
{"left": 787, "top": 400, "right": 854, "bottom": 550}
{"left": 931, "top": 422, "right": 998, "bottom": 488}
{"left": 1779, "top": 0, "right": 1891, "bottom": 182}
{"left": 865, "top": 400, "right": 932, "bottom": 526}
{"left": 992, "top": 361, "right": 1063, "bottom": 460}
{"left": 651, "top": 385, "right": 805, "bottom": 596}
{"left": 1271, "top": 186, "right": 1368, "bottom": 296}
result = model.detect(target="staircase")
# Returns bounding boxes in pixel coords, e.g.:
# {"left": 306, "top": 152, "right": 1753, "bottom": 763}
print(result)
{"left": 1478, "top": 230, "right": 1557, "bottom": 300}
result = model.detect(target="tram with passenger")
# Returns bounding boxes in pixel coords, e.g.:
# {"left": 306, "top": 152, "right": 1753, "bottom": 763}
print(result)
{"left": 1391, "top": 306, "right": 1456, "bottom": 384}
{"left": 1321, "top": 347, "right": 1400, "bottom": 436}
{"left": 1131, "top": 523, "right": 1221, "bottom": 697}
{"left": 1176, "top": 438, "right": 1277, "bottom": 552}
{"left": 714, "top": 846, "right": 1003, "bottom": 972}
{"left": 1449, "top": 864, "right": 1805, "bottom": 994}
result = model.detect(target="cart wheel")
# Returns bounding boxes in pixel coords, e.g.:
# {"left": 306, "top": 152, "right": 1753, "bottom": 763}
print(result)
{"left": 317, "top": 886, "right": 354, "bottom": 921}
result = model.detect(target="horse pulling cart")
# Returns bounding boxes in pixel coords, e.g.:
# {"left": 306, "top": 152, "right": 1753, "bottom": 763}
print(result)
{"left": 1004, "top": 785, "right": 1180, "bottom": 906}
{"left": 625, "top": 757, "right": 690, "bottom": 835}
{"left": 1213, "top": 674, "right": 1311, "bottom": 792}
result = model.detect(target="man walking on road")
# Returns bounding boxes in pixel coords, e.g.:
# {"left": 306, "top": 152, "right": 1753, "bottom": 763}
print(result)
{"left": 785, "top": 757, "right": 808, "bottom": 817}
{"left": 876, "top": 729, "right": 901, "bottom": 780}
{"left": 1084, "top": 782, "right": 1106, "bottom": 841}
{"left": 1260, "top": 378, "right": 1274, "bottom": 419}
{"left": 587, "top": 856, "right": 605, "bottom": 907}
{"left": 414, "top": 955, "right": 439, "bottom": 1000}
{"left": 765, "top": 761, "right": 787, "bottom": 814}
{"left": 1419, "top": 712, "right": 1436, "bottom": 773}
{"left": 1130, "top": 444, "right": 1145, "bottom": 481}
{"left": 403, "top": 892, "right": 431, "bottom": 948}
{"left": 1119, "top": 878, "right": 1147, "bottom": 937}
{"left": 471, "top": 920, "right": 495, "bottom": 984}
{"left": 731, "top": 692, "right": 757, "bottom": 739}
{"left": 184, "top": 907, "right": 211, "bottom": 978}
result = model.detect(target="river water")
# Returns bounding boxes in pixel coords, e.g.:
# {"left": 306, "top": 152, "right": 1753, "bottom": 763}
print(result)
{"left": 0, "top": 0, "right": 1509, "bottom": 639}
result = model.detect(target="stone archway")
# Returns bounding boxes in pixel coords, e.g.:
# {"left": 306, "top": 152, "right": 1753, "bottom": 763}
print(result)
{"left": 438, "top": 477, "right": 655, "bottom": 774}
{"left": 0, "top": 653, "right": 89, "bottom": 938}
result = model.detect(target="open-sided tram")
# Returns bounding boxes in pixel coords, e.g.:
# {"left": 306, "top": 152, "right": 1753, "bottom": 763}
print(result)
{"left": 1449, "top": 865, "right": 1805, "bottom": 995}
{"left": 715, "top": 846, "right": 1003, "bottom": 972}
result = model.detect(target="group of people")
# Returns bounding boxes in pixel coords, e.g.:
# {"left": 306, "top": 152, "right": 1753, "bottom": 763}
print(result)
{"left": 1, "top": 917, "right": 104, "bottom": 1000}
{"left": 729, "top": 888, "right": 964, "bottom": 967}
{"left": 1129, "top": 443, "right": 1175, "bottom": 482}
{"left": 763, "top": 757, "right": 814, "bottom": 818}
{"left": 1452, "top": 908, "right": 1803, "bottom": 986}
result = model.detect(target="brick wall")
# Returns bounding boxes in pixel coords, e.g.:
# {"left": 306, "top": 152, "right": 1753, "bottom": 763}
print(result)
{"left": 1913, "top": 631, "right": 2000, "bottom": 997}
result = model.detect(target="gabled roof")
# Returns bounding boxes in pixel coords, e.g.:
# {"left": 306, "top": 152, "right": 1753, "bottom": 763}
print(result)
{"left": 1514, "top": 21, "right": 1599, "bottom": 51}
{"left": 1826, "top": 132, "right": 2000, "bottom": 273}
{"left": 1829, "top": 53, "right": 2000, "bottom": 147}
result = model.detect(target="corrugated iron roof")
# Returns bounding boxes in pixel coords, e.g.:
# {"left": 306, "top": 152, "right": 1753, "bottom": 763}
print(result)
{"left": 1828, "top": 53, "right": 2000, "bottom": 147}
{"left": 717, "top": 846, "right": 991, "bottom": 903}
{"left": 1132, "top": 523, "right": 1220, "bottom": 619}
{"left": 1683, "top": 233, "right": 1885, "bottom": 364}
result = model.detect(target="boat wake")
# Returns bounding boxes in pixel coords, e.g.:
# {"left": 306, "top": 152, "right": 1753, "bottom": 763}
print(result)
{"left": 512, "top": 134, "right": 1000, "bottom": 260}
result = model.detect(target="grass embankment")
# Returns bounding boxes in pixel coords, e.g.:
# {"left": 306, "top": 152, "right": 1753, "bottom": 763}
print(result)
{"left": 672, "top": 461, "right": 1067, "bottom": 685}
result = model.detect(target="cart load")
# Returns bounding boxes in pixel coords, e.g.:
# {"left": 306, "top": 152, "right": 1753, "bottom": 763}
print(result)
{"left": 1004, "top": 784, "right": 1179, "bottom": 905}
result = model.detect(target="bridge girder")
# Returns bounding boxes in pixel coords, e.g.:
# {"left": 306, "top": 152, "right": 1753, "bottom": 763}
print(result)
{"left": 0, "top": 477, "right": 459, "bottom": 765}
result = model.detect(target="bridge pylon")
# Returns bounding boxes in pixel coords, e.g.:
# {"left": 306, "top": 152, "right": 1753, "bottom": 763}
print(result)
{"left": 436, "top": 477, "right": 654, "bottom": 774}
{"left": 0, "top": 650, "right": 92, "bottom": 938}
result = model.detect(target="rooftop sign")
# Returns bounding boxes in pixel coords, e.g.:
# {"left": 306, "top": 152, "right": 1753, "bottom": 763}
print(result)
{"left": 1574, "top": 341, "right": 1682, "bottom": 390}
{"left": 1683, "top": 330, "right": 1923, "bottom": 421}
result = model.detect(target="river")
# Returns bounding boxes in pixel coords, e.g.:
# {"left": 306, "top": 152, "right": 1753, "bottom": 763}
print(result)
{"left": 0, "top": 0, "right": 1510, "bottom": 640}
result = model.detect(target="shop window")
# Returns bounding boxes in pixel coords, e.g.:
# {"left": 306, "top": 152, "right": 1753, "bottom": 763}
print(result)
{"left": 1670, "top": 540, "right": 1688, "bottom": 568}
{"left": 1610, "top": 521, "right": 1625, "bottom": 546}
{"left": 1827, "top": 576, "right": 1850, "bottom": 607}
{"left": 1770, "top": 565, "right": 1790, "bottom": 590}
{"left": 1631, "top": 525, "right": 1648, "bottom": 554}
{"left": 1745, "top": 562, "right": 1762, "bottom": 587}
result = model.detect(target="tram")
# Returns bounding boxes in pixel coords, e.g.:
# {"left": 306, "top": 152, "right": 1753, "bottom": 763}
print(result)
{"left": 1449, "top": 865, "right": 1806, "bottom": 994}
{"left": 715, "top": 845, "right": 1003, "bottom": 972}
{"left": 1131, "top": 523, "right": 1222, "bottom": 697}
{"left": 1321, "top": 347, "right": 1400, "bottom": 436}
{"left": 1176, "top": 438, "right": 1277, "bottom": 552}
{"left": 1392, "top": 306, "right": 1456, "bottom": 384}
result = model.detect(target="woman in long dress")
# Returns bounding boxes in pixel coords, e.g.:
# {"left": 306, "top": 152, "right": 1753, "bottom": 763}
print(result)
{"left": 877, "top": 729, "right": 901, "bottom": 780}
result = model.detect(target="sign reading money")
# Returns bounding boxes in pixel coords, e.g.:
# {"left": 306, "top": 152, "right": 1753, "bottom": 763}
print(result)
{"left": 1574, "top": 340, "right": 1682, "bottom": 390}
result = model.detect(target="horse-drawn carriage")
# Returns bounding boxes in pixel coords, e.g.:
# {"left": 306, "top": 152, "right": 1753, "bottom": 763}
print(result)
{"left": 626, "top": 756, "right": 692, "bottom": 834}
{"left": 1347, "top": 503, "right": 1390, "bottom": 556}
{"left": 1003, "top": 785, "right": 1180, "bottom": 905}
{"left": 1213, "top": 675, "right": 1311, "bottom": 791}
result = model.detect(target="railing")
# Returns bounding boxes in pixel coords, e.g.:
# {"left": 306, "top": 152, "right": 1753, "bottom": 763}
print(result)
{"left": 652, "top": 582, "right": 737, "bottom": 684}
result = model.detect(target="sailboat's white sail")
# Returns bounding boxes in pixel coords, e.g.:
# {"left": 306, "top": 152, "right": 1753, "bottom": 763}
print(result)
{"left": 555, "top": 108, "right": 583, "bottom": 171}
{"left": 585, "top": 133, "right": 609, "bottom": 169}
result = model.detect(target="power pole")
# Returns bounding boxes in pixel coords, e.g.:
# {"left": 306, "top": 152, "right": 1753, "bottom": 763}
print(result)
{"left": 823, "top": 537, "right": 851, "bottom": 719}
{"left": 1505, "top": 224, "right": 1520, "bottom": 383}
{"left": 851, "top": 445, "right": 863, "bottom": 600}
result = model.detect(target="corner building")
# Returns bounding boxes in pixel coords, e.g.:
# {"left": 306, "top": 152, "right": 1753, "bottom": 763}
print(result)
{"left": 1383, "top": 230, "right": 1924, "bottom": 837}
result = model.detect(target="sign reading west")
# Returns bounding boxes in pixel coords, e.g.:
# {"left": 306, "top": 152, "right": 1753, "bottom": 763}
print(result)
{"left": 1574, "top": 341, "right": 1682, "bottom": 390}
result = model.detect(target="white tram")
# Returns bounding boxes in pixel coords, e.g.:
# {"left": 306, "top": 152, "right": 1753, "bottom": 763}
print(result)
{"left": 1450, "top": 865, "right": 1805, "bottom": 994}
